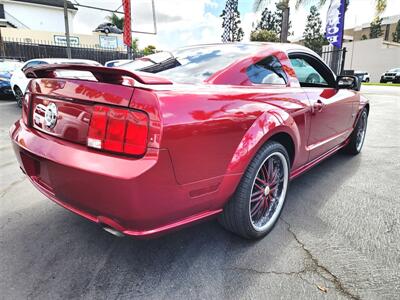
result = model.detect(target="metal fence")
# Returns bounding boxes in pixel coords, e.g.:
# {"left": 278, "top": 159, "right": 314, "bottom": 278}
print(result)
{"left": 321, "top": 46, "right": 347, "bottom": 75}
{"left": 0, "top": 38, "right": 144, "bottom": 64}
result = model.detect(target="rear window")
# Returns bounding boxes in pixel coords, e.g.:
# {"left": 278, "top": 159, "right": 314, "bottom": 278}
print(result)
{"left": 121, "top": 44, "right": 261, "bottom": 84}
{"left": 246, "top": 56, "right": 287, "bottom": 85}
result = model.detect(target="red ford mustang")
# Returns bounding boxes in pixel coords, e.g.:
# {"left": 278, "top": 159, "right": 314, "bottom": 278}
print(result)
{"left": 10, "top": 43, "right": 369, "bottom": 239}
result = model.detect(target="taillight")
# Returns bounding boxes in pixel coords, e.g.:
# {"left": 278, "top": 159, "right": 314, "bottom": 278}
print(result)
{"left": 22, "top": 93, "right": 31, "bottom": 126}
{"left": 87, "top": 105, "right": 149, "bottom": 156}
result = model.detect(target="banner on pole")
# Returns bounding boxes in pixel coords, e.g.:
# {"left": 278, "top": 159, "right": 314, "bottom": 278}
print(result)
{"left": 325, "top": 0, "right": 345, "bottom": 48}
{"left": 122, "top": 0, "right": 132, "bottom": 47}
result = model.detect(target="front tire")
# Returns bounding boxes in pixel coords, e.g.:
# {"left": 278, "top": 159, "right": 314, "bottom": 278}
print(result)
{"left": 345, "top": 108, "right": 368, "bottom": 155}
{"left": 14, "top": 87, "right": 23, "bottom": 108}
{"left": 219, "top": 141, "right": 290, "bottom": 239}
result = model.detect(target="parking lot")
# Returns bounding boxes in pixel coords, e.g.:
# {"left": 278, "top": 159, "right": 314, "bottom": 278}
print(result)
{"left": 0, "top": 85, "right": 399, "bottom": 299}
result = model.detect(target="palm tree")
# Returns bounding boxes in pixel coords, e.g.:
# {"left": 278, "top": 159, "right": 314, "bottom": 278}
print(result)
{"left": 253, "top": 0, "right": 387, "bottom": 42}
{"left": 107, "top": 13, "right": 124, "bottom": 30}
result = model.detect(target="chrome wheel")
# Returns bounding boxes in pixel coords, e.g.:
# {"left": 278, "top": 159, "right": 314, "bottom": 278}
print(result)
{"left": 356, "top": 111, "right": 367, "bottom": 152}
{"left": 249, "top": 152, "right": 289, "bottom": 232}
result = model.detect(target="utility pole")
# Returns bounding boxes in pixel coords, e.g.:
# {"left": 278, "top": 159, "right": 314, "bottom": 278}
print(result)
{"left": 276, "top": 1, "right": 289, "bottom": 43}
{"left": 63, "top": 0, "right": 72, "bottom": 58}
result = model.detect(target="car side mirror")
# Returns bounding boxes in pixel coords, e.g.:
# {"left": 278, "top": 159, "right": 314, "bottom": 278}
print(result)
{"left": 336, "top": 75, "right": 360, "bottom": 91}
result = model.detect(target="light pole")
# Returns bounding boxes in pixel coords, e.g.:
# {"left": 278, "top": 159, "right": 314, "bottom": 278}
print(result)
{"left": 63, "top": 0, "right": 72, "bottom": 58}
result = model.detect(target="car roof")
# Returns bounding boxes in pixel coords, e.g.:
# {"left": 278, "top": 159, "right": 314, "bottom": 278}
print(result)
{"left": 24, "top": 58, "right": 100, "bottom": 65}
{"left": 173, "top": 42, "right": 320, "bottom": 58}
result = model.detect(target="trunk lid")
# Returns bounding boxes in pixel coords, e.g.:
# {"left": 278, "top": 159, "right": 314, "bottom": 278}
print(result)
{"left": 25, "top": 64, "right": 169, "bottom": 148}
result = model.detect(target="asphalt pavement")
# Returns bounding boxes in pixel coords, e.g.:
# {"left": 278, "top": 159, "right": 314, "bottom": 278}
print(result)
{"left": 0, "top": 85, "right": 399, "bottom": 299}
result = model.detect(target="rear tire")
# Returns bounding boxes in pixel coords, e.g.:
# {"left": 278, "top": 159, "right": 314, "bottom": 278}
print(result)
{"left": 345, "top": 108, "right": 368, "bottom": 155}
{"left": 218, "top": 141, "right": 290, "bottom": 239}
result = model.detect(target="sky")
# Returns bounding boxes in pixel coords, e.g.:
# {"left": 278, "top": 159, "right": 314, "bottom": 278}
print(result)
{"left": 72, "top": 0, "right": 400, "bottom": 50}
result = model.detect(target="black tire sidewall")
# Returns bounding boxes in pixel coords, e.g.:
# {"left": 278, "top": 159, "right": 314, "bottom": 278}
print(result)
{"left": 346, "top": 108, "right": 368, "bottom": 155}
{"left": 221, "top": 141, "right": 290, "bottom": 239}
{"left": 15, "top": 88, "right": 23, "bottom": 108}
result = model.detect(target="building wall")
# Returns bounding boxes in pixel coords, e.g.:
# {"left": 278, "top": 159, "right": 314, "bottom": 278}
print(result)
{"left": 2, "top": 1, "right": 76, "bottom": 32}
{"left": 344, "top": 22, "right": 398, "bottom": 42}
{"left": 1, "top": 27, "right": 125, "bottom": 50}
{"left": 344, "top": 38, "right": 400, "bottom": 82}
{"left": 344, "top": 15, "right": 400, "bottom": 42}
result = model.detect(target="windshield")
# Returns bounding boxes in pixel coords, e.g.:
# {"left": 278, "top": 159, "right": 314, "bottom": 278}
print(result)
{"left": 389, "top": 68, "right": 400, "bottom": 72}
{"left": 120, "top": 44, "right": 262, "bottom": 84}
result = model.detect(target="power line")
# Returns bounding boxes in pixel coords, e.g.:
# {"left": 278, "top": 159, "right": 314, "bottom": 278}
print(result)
{"left": 71, "top": 0, "right": 157, "bottom": 34}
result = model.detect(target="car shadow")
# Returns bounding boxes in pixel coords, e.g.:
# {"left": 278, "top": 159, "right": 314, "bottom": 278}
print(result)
{"left": 0, "top": 152, "right": 362, "bottom": 299}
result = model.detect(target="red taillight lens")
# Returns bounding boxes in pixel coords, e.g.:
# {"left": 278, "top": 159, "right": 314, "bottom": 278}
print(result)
{"left": 22, "top": 93, "right": 31, "bottom": 125}
{"left": 124, "top": 111, "right": 149, "bottom": 155}
{"left": 87, "top": 105, "right": 148, "bottom": 156}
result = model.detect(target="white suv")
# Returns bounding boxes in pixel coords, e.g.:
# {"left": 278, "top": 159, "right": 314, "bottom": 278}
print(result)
{"left": 11, "top": 58, "right": 101, "bottom": 107}
{"left": 354, "top": 71, "right": 370, "bottom": 83}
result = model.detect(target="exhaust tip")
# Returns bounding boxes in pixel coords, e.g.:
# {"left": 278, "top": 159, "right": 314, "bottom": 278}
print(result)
{"left": 102, "top": 226, "right": 125, "bottom": 237}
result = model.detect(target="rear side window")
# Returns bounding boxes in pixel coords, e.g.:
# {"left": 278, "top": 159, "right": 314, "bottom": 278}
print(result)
{"left": 22, "top": 61, "right": 47, "bottom": 71}
{"left": 246, "top": 56, "right": 287, "bottom": 85}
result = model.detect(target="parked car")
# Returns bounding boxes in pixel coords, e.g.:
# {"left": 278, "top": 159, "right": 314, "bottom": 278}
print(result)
{"left": 105, "top": 59, "right": 133, "bottom": 68}
{"left": 380, "top": 68, "right": 400, "bottom": 83}
{"left": 94, "top": 23, "right": 123, "bottom": 34}
{"left": 0, "top": 60, "right": 23, "bottom": 98}
{"left": 354, "top": 71, "right": 370, "bottom": 82}
{"left": 289, "top": 58, "right": 324, "bottom": 84}
{"left": 10, "top": 43, "right": 368, "bottom": 240}
{"left": 11, "top": 58, "right": 101, "bottom": 107}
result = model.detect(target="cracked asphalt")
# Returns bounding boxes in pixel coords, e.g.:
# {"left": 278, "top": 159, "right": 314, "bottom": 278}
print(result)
{"left": 1, "top": 85, "right": 399, "bottom": 299}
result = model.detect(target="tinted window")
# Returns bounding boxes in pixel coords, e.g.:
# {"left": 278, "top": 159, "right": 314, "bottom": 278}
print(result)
{"left": 246, "top": 56, "right": 286, "bottom": 85}
{"left": 290, "top": 58, "right": 328, "bottom": 86}
{"left": 121, "top": 44, "right": 262, "bottom": 84}
{"left": 22, "top": 61, "right": 47, "bottom": 71}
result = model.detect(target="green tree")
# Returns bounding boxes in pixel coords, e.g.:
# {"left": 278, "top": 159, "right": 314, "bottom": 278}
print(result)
{"left": 256, "top": 7, "right": 279, "bottom": 32}
{"left": 107, "top": 13, "right": 124, "bottom": 30}
{"left": 221, "top": 0, "right": 244, "bottom": 42}
{"left": 392, "top": 20, "right": 400, "bottom": 43}
{"left": 143, "top": 45, "right": 156, "bottom": 55}
{"left": 369, "top": 17, "right": 383, "bottom": 39}
{"left": 131, "top": 38, "right": 139, "bottom": 52}
{"left": 303, "top": 5, "right": 328, "bottom": 53}
{"left": 250, "top": 29, "right": 280, "bottom": 42}
{"left": 253, "top": 0, "right": 386, "bottom": 41}
{"left": 361, "top": 34, "right": 368, "bottom": 40}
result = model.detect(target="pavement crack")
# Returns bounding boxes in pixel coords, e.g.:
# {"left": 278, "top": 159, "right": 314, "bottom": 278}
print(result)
{"left": 0, "top": 177, "right": 26, "bottom": 198}
{"left": 281, "top": 218, "right": 360, "bottom": 300}
{"left": 225, "top": 266, "right": 306, "bottom": 277}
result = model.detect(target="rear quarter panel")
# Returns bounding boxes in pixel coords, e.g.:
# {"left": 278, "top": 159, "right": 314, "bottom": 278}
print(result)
{"left": 155, "top": 85, "right": 310, "bottom": 186}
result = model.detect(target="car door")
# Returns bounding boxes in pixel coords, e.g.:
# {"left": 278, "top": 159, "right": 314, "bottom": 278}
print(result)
{"left": 289, "top": 53, "right": 356, "bottom": 162}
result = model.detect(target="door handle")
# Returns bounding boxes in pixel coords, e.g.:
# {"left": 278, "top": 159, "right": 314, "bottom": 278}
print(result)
{"left": 313, "top": 100, "right": 324, "bottom": 113}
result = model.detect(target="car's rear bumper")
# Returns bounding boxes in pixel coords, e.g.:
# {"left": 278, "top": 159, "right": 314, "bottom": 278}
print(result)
{"left": 10, "top": 120, "right": 234, "bottom": 237}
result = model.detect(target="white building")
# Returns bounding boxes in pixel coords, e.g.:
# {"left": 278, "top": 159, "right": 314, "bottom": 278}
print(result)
{"left": 343, "top": 38, "right": 400, "bottom": 82}
{"left": 0, "top": 0, "right": 77, "bottom": 32}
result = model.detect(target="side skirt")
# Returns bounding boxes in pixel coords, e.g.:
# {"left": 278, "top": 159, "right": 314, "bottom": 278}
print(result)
{"left": 289, "top": 140, "right": 349, "bottom": 180}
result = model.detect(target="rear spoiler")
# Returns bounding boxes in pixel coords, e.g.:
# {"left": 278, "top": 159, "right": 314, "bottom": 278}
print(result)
{"left": 24, "top": 64, "right": 173, "bottom": 85}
